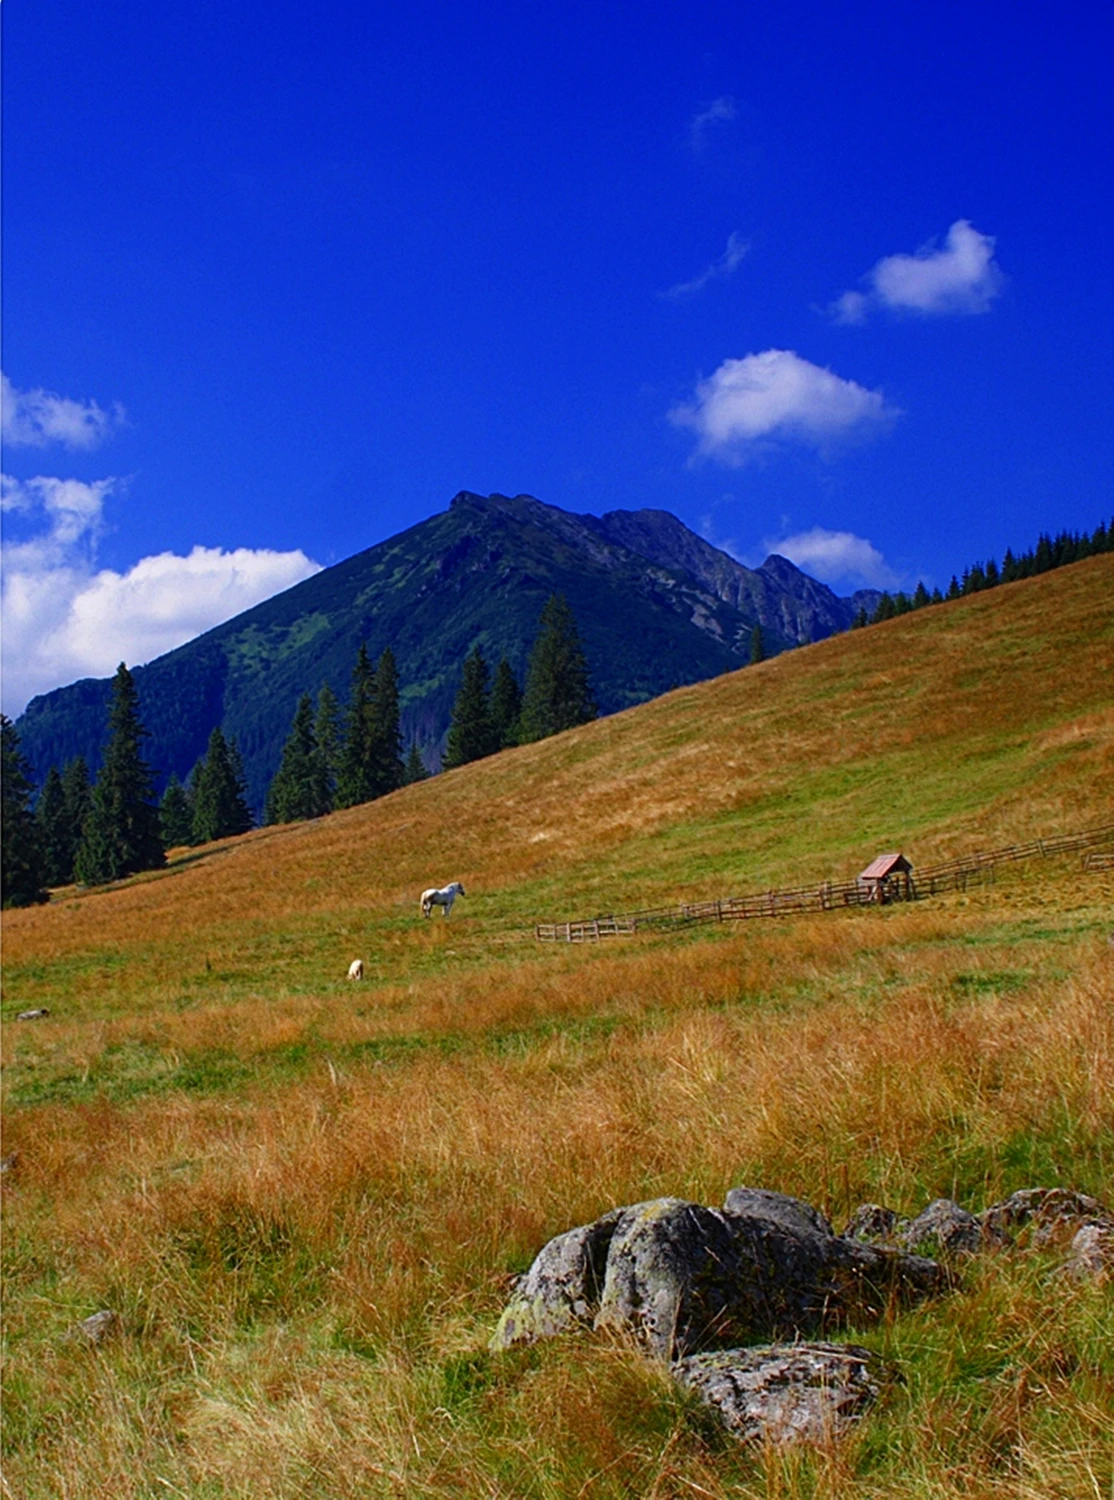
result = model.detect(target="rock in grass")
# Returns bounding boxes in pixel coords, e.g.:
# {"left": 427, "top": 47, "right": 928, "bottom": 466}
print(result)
{"left": 595, "top": 1199, "right": 749, "bottom": 1359}
{"left": 64, "top": 1309, "right": 120, "bottom": 1346}
{"left": 491, "top": 1210, "right": 622, "bottom": 1348}
{"left": 723, "top": 1187, "right": 835, "bottom": 1238}
{"left": 493, "top": 1190, "right": 948, "bottom": 1361}
{"left": 842, "top": 1203, "right": 904, "bottom": 1245}
{"left": 896, "top": 1198, "right": 986, "bottom": 1257}
{"left": 979, "top": 1187, "right": 1112, "bottom": 1246}
{"left": 16, "top": 1008, "right": 50, "bottom": 1021}
{"left": 675, "top": 1341, "right": 897, "bottom": 1445}
{"left": 1061, "top": 1222, "right": 1114, "bottom": 1283}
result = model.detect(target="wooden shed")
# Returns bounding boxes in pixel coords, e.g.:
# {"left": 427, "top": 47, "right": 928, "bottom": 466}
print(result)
{"left": 858, "top": 852, "right": 915, "bottom": 903}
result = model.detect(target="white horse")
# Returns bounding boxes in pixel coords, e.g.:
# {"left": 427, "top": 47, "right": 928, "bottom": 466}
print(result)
{"left": 421, "top": 881, "right": 466, "bottom": 918}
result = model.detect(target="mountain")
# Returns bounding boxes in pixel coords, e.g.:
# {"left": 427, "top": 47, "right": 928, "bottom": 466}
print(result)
{"left": 15, "top": 491, "right": 877, "bottom": 810}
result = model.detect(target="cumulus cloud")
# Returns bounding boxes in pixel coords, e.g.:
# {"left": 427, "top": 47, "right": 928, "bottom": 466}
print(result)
{"left": 1, "top": 474, "right": 321, "bottom": 717}
{"left": 762, "top": 526, "right": 900, "bottom": 590}
{"left": 690, "top": 95, "right": 737, "bottom": 148}
{"left": 1, "top": 371, "right": 125, "bottom": 449}
{"left": 661, "top": 231, "right": 750, "bottom": 299}
{"left": 830, "top": 220, "right": 1004, "bottom": 322}
{"left": 670, "top": 349, "right": 896, "bottom": 462}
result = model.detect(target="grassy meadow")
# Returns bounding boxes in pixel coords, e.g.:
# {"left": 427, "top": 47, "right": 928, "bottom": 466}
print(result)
{"left": 2, "top": 555, "right": 1113, "bottom": 1498}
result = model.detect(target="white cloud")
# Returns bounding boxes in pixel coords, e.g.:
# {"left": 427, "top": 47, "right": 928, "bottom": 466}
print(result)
{"left": 670, "top": 349, "right": 896, "bottom": 462}
{"left": 830, "top": 220, "right": 1004, "bottom": 322}
{"left": 1, "top": 474, "right": 321, "bottom": 716}
{"left": 1, "top": 371, "right": 125, "bottom": 449}
{"left": 690, "top": 95, "right": 737, "bottom": 148}
{"left": 762, "top": 526, "right": 901, "bottom": 590}
{"left": 661, "top": 231, "right": 750, "bottom": 299}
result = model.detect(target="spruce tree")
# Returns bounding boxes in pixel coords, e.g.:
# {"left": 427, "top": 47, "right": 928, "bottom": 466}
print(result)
{"left": 750, "top": 623, "right": 765, "bottom": 663}
{"left": 73, "top": 664, "right": 165, "bottom": 885}
{"left": 519, "top": 594, "right": 596, "bottom": 743}
{"left": 61, "top": 757, "right": 92, "bottom": 868}
{"left": 192, "top": 726, "right": 253, "bottom": 843}
{"left": 314, "top": 683, "right": 341, "bottom": 813}
{"left": 443, "top": 646, "right": 497, "bottom": 769}
{"left": 490, "top": 657, "right": 523, "bottom": 748}
{"left": 336, "top": 644, "right": 376, "bottom": 809}
{"left": 266, "top": 694, "right": 327, "bottom": 823}
{"left": 403, "top": 742, "right": 430, "bottom": 784}
{"left": 160, "top": 774, "right": 194, "bottom": 848}
{"left": 368, "top": 647, "right": 404, "bottom": 797}
{"left": 36, "top": 766, "right": 72, "bottom": 886}
{"left": 2, "top": 715, "right": 48, "bottom": 907}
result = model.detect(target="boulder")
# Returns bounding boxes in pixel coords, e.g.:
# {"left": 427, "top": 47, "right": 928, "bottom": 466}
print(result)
{"left": 491, "top": 1209, "right": 622, "bottom": 1349}
{"left": 896, "top": 1198, "right": 985, "bottom": 1257}
{"left": 64, "top": 1309, "right": 119, "bottom": 1346}
{"left": 494, "top": 1192, "right": 948, "bottom": 1360}
{"left": 675, "top": 1341, "right": 897, "bottom": 1445}
{"left": 842, "top": 1203, "right": 904, "bottom": 1244}
{"left": 723, "top": 1187, "right": 835, "bottom": 1238}
{"left": 595, "top": 1199, "right": 749, "bottom": 1359}
{"left": 1061, "top": 1222, "right": 1113, "bottom": 1284}
{"left": 979, "top": 1188, "right": 1112, "bottom": 1246}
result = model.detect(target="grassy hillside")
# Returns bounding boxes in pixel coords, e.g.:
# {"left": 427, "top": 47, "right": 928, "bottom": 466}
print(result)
{"left": 2, "top": 556, "right": 1112, "bottom": 1498}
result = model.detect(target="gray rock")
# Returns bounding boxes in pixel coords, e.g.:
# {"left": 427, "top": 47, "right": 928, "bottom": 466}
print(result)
{"left": 979, "top": 1188, "right": 1112, "bottom": 1246}
{"left": 490, "top": 1210, "right": 622, "bottom": 1348}
{"left": 16, "top": 1008, "right": 50, "bottom": 1021}
{"left": 842, "top": 1203, "right": 904, "bottom": 1244}
{"left": 494, "top": 1194, "right": 949, "bottom": 1362}
{"left": 65, "top": 1309, "right": 119, "bottom": 1346}
{"left": 595, "top": 1198, "right": 748, "bottom": 1359}
{"left": 724, "top": 1187, "right": 835, "bottom": 1238}
{"left": 1061, "top": 1222, "right": 1114, "bottom": 1283}
{"left": 675, "top": 1342, "right": 897, "bottom": 1445}
{"left": 897, "top": 1199, "right": 984, "bottom": 1257}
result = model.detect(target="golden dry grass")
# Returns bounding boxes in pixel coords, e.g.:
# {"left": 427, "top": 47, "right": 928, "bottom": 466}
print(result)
{"left": 3, "top": 559, "right": 1113, "bottom": 1497}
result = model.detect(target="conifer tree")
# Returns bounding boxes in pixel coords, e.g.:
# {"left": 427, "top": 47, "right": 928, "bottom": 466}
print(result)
{"left": 336, "top": 644, "right": 376, "bottom": 809}
{"left": 35, "top": 766, "right": 72, "bottom": 886}
{"left": 61, "top": 757, "right": 92, "bottom": 866}
{"left": 192, "top": 726, "right": 253, "bottom": 843}
{"left": 490, "top": 657, "right": 523, "bottom": 748}
{"left": 2, "top": 715, "right": 48, "bottom": 907}
{"left": 266, "top": 694, "right": 327, "bottom": 823}
{"left": 871, "top": 593, "right": 896, "bottom": 623}
{"left": 403, "top": 742, "right": 430, "bottom": 784}
{"left": 314, "top": 683, "right": 341, "bottom": 812}
{"left": 912, "top": 581, "right": 931, "bottom": 609}
{"left": 160, "top": 774, "right": 194, "bottom": 848}
{"left": 851, "top": 607, "right": 869, "bottom": 629}
{"left": 519, "top": 594, "right": 596, "bottom": 743}
{"left": 749, "top": 623, "right": 766, "bottom": 663}
{"left": 443, "top": 646, "right": 497, "bottom": 769}
{"left": 74, "top": 664, "right": 165, "bottom": 885}
{"left": 368, "top": 647, "right": 404, "bottom": 797}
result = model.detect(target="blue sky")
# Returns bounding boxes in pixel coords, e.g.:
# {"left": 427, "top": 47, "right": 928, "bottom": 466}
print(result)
{"left": 3, "top": 0, "right": 1111, "bottom": 716}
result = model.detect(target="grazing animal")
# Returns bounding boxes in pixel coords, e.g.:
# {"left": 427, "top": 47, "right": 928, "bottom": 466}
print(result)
{"left": 347, "top": 958, "right": 364, "bottom": 981}
{"left": 421, "top": 881, "right": 466, "bottom": 918}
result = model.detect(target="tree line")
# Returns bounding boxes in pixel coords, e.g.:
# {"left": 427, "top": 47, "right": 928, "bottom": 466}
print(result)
{"left": 2, "top": 592, "right": 596, "bottom": 904}
{"left": 852, "top": 517, "right": 1114, "bottom": 629}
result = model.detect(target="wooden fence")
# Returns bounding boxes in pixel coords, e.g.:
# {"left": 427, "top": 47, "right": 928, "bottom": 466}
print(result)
{"left": 534, "top": 822, "right": 1114, "bottom": 942}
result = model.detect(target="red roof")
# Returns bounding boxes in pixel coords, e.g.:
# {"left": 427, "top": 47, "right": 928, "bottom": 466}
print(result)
{"left": 859, "top": 852, "right": 912, "bottom": 880}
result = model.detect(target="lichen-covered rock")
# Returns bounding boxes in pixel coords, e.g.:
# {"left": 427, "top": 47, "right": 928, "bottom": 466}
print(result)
{"left": 595, "top": 1198, "right": 747, "bottom": 1359}
{"left": 490, "top": 1210, "right": 622, "bottom": 1348}
{"left": 842, "top": 1203, "right": 904, "bottom": 1244}
{"left": 1061, "top": 1222, "right": 1114, "bottom": 1283}
{"left": 896, "top": 1199, "right": 985, "bottom": 1257}
{"left": 723, "top": 1187, "right": 835, "bottom": 1239}
{"left": 675, "top": 1342, "right": 897, "bottom": 1445}
{"left": 979, "top": 1188, "right": 1112, "bottom": 1246}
